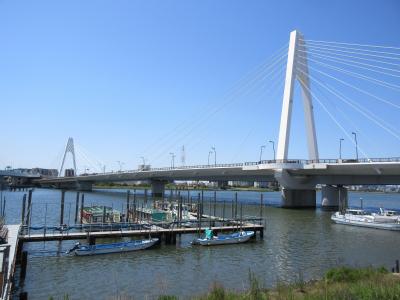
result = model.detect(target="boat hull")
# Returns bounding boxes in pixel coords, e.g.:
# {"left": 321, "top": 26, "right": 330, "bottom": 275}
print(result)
{"left": 196, "top": 231, "right": 254, "bottom": 246}
{"left": 74, "top": 238, "right": 159, "bottom": 256}
{"left": 331, "top": 215, "right": 400, "bottom": 231}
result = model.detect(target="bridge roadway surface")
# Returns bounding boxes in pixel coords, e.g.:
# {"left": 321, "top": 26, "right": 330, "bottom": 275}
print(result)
{"left": 37, "top": 158, "right": 400, "bottom": 186}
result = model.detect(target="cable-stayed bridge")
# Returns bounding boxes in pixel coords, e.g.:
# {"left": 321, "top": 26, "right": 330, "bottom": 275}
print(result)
{"left": 36, "top": 30, "right": 400, "bottom": 208}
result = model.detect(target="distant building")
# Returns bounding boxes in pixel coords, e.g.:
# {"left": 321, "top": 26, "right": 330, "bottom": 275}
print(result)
{"left": 31, "top": 168, "right": 58, "bottom": 178}
{"left": 64, "top": 169, "right": 75, "bottom": 177}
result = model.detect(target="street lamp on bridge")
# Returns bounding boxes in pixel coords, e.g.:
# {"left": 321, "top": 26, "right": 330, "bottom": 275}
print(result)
{"left": 259, "top": 145, "right": 266, "bottom": 162}
{"left": 351, "top": 132, "right": 358, "bottom": 161}
{"left": 117, "top": 161, "right": 125, "bottom": 172}
{"left": 269, "top": 140, "right": 276, "bottom": 161}
{"left": 339, "top": 138, "right": 344, "bottom": 160}
{"left": 208, "top": 151, "right": 213, "bottom": 165}
{"left": 211, "top": 146, "right": 216, "bottom": 166}
{"left": 170, "top": 152, "right": 175, "bottom": 168}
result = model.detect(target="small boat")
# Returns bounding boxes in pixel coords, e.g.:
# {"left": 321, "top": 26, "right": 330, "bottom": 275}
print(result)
{"left": 331, "top": 209, "right": 400, "bottom": 231}
{"left": 193, "top": 229, "right": 254, "bottom": 246}
{"left": 67, "top": 238, "right": 159, "bottom": 256}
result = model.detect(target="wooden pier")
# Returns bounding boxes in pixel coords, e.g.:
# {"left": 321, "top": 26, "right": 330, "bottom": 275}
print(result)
{"left": 19, "top": 223, "right": 264, "bottom": 244}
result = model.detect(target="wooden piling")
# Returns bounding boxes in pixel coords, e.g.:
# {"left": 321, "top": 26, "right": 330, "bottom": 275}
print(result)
{"left": 222, "top": 200, "right": 225, "bottom": 222}
{"left": 126, "top": 190, "right": 130, "bottom": 222}
{"left": 235, "top": 192, "right": 238, "bottom": 220}
{"left": 20, "top": 251, "right": 28, "bottom": 280}
{"left": 21, "top": 194, "right": 27, "bottom": 225}
{"left": 260, "top": 193, "right": 263, "bottom": 225}
{"left": 74, "top": 192, "right": 80, "bottom": 223}
{"left": 80, "top": 193, "right": 85, "bottom": 225}
{"left": 60, "top": 190, "right": 65, "bottom": 225}
{"left": 27, "top": 190, "right": 32, "bottom": 227}
{"left": 396, "top": 260, "right": 399, "bottom": 273}
{"left": 19, "top": 292, "right": 28, "bottom": 300}
{"left": 213, "top": 191, "right": 217, "bottom": 217}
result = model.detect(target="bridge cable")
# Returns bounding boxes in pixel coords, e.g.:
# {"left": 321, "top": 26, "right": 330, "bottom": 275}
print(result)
{"left": 296, "top": 76, "right": 370, "bottom": 159}
{"left": 304, "top": 56, "right": 400, "bottom": 92}
{"left": 301, "top": 39, "right": 400, "bottom": 51}
{"left": 140, "top": 44, "right": 289, "bottom": 160}
{"left": 297, "top": 66, "right": 400, "bottom": 141}
{"left": 147, "top": 51, "right": 288, "bottom": 165}
{"left": 300, "top": 40, "right": 400, "bottom": 57}
{"left": 298, "top": 50, "right": 400, "bottom": 77}
{"left": 301, "top": 44, "right": 400, "bottom": 61}
{"left": 299, "top": 63, "right": 400, "bottom": 110}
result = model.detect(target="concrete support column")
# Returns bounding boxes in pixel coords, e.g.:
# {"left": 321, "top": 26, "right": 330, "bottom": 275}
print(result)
{"left": 321, "top": 185, "right": 348, "bottom": 210}
{"left": 217, "top": 181, "right": 229, "bottom": 189}
{"left": 151, "top": 180, "right": 166, "bottom": 198}
{"left": 281, "top": 188, "right": 316, "bottom": 208}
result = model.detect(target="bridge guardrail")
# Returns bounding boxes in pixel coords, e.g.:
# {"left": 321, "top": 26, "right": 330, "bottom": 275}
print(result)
{"left": 54, "top": 157, "right": 400, "bottom": 180}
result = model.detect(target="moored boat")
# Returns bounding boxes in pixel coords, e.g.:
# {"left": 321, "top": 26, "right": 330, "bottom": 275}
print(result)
{"left": 193, "top": 229, "right": 254, "bottom": 246}
{"left": 331, "top": 209, "right": 400, "bottom": 231}
{"left": 67, "top": 238, "right": 159, "bottom": 256}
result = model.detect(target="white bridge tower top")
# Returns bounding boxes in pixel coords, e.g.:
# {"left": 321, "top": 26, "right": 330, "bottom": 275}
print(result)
{"left": 276, "top": 30, "right": 319, "bottom": 161}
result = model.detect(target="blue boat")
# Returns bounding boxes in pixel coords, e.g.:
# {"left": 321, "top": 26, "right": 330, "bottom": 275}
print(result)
{"left": 67, "top": 238, "right": 159, "bottom": 256}
{"left": 193, "top": 229, "right": 254, "bottom": 246}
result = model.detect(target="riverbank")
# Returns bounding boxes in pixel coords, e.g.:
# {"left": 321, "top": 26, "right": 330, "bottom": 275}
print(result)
{"left": 158, "top": 267, "right": 400, "bottom": 300}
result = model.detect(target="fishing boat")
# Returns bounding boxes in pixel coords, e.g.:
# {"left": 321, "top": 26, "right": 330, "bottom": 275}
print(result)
{"left": 67, "top": 238, "right": 159, "bottom": 256}
{"left": 81, "top": 206, "right": 121, "bottom": 224}
{"left": 331, "top": 209, "right": 400, "bottom": 231}
{"left": 193, "top": 229, "right": 254, "bottom": 246}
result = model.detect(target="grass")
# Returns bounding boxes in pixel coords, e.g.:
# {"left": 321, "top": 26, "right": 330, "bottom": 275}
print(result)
{"left": 159, "top": 267, "right": 400, "bottom": 300}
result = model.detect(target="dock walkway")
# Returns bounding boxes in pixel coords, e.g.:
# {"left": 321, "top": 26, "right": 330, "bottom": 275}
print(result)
{"left": 0, "top": 225, "right": 21, "bottom": 300}
{"left": 19, "top": 223, "right": 264, "bottom": 242}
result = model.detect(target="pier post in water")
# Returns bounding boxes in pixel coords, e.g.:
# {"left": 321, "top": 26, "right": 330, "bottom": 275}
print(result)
{"left": 60, "top": 190, "right": 65, "bottom": 225}
{"left": 20, "top": 251, "right": 28, "bottom": 280}
{"left": 213, "top": 191, "right": 217, "bottom": 217}
{"left": 74, "top": 192, "right": 80, "bottom": 223}
{"left": 126, "top": 190, "right": 130, "bottom": 223}
{"left": 27, "top": 189, "right": 32, "bottom": 227}
{"left": 234, "top": 192, "right": 238, "bottom": 220}
{"left": 80, "top": 193, "right": 85, "bottom": 225}
{"left": 21, "top": 194, "right": 27, "bottom": 225}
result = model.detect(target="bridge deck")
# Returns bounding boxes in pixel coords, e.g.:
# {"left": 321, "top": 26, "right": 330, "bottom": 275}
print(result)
{"left": 20, "top": 224, "right": 264, "bottom": 242}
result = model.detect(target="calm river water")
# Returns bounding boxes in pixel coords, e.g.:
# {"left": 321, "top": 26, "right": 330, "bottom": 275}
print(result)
{"left": 2, "top": 188, "right": 399, "bottom": 299}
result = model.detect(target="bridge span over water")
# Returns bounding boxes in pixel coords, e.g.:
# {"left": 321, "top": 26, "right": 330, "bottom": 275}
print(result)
{"left": 20, "top": 30, "right": 400, "bottom": 209}
{"left": 37, "top": 157, "right": 400, "bottom": 208}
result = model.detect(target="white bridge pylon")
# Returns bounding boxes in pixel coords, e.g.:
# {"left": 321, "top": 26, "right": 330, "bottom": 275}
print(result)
{"left": 277, "top": 30, "right": 319, "bottom": 161}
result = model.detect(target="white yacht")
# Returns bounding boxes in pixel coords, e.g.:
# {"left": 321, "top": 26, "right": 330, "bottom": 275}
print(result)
{"left": 331, "top": 208, "right": 400, "bottom": 231}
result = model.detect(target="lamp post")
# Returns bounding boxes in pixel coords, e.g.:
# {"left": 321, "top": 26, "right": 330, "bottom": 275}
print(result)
{"left": 339, "top": 138, "right": 344, "bottom": 160}
{"left": 351, "top": 132, "right": 358, "bottom": 161}
{"left": 117, "top": 161, "right": 124, "bottom": 172}
{"left": 269, "top": 140, "right": 276, "bottom": 161}
{"left": 170, "top": 152, "right": 175, "bottom": 168}
{"left": 259, "top": 145, "right": 266, "bottom": 162}
{"left": 208, "top": 151, "right": 212, "bottom": 165}
{"left": 211, "top": 147, "right": 216, "bottom": 166}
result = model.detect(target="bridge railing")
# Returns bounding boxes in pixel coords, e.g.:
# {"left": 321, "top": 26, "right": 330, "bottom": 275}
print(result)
{"left": 65, "top": 157, "right": 400, "bottom": 179}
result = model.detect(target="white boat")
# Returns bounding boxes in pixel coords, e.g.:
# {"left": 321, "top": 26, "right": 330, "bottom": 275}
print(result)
{"left": 194, "top": 230, "right": 254, "bottom": 246}
{"left": 331, "top": 209, "right": 400, "bottom": 231}
{"left": 67, "top": 238, "right": 159, "bottom": 256}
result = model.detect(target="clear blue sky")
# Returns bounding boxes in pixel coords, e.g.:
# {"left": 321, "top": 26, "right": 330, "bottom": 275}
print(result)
{"left": 1, "top": 0, "right": 399, "bottom": 172}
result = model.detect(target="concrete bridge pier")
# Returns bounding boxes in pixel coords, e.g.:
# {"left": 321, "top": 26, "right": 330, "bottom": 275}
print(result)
{"left": 321, "top": 185, "right": 348, "bottom": 210}
{"left": 151, "top": 180, "right": 167, "bottom": 198}
{"left": 281, "top": 188, "right": 316, "bottom": 208}
{"left": 275, "top": 170, "right": 317, "bottom": 208}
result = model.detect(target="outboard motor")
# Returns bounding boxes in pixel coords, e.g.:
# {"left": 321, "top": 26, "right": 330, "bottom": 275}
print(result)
{"left": 66, "top": 242, "right": 81, "bottom": 254}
